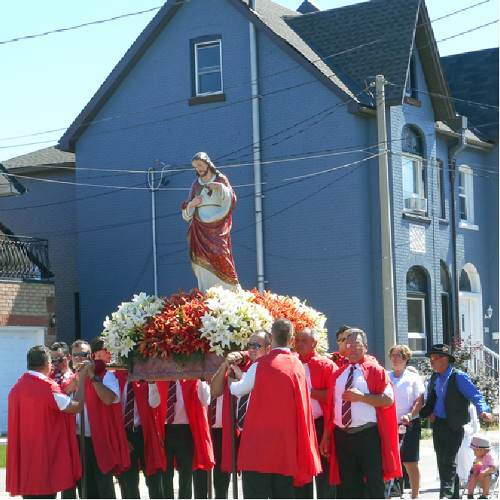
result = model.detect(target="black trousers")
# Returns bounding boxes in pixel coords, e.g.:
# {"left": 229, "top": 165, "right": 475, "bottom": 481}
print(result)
{"left": 193, "top": 428, "right": 231, "bottom": 499}
{"left": 118, "top": 426, "right": 164, "bottom": 499}
{"left": 162, "top": 424, "right": 194, "bottom": 499}
{"left": 242, "top": 470, "right": 295, "bottom": 499}
{"left": 77, "top": 436, "right": 116, "bottom": 499}
{"left": 432, "top": 417, "right": 463, "bottom": 499}
{"left": 334, "top": 424, "right": 385, "bottom": 499}
{"left": 294, "top": 417, "right": 336, "bottom": 499}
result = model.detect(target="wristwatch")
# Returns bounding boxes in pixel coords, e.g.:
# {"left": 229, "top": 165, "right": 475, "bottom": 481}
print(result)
{"left": 92, "top": 375, "right": 101, "bottom": 383}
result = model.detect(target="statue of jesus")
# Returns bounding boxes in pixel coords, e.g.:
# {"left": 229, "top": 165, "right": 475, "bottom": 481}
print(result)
{"left": 181, "top": 152, "right": 239, "bottom": 292}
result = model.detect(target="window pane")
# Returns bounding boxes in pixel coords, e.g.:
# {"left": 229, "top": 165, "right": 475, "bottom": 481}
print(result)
{"left": 408, "top": 336, "right": 426, "bottom": 353}
{"left": 197, "top": 44, "right": 220, "bottom": 70}
{"left": 198, "top": 72, "right": 222, "bottom": 95}
{"left": 402, "top": 158, "right": 416, "bottom": 195}
{"left": 408, "top": 298, "right": 424, "bottom": 333}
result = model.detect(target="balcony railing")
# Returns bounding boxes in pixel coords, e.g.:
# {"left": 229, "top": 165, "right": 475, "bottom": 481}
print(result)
{"left": 0, "top": 234, "right": 52, "bottom": 280}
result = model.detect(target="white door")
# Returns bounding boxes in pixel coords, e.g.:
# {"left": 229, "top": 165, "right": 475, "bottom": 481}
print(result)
{"left": 0, "top": 327, "right": 44, "bottom": 434}
{"left": 460, "top": 295, "right": 483, "bottom": 345}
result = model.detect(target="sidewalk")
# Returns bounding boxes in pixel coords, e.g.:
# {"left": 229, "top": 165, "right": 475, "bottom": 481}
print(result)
{"left": 0, "top": 437, "right": 497, "bottom": 498}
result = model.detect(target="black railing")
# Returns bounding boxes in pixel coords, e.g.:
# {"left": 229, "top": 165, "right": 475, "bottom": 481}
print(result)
{"left": 0, "top": 234, "right": 52, "bottom": 280}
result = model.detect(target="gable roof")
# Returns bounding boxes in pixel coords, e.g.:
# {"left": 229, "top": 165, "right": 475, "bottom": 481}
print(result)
{"left": 3, "top": 146, "right": 75, "bottom": 172}
{"left": 286, "top": 0, "right": 455, "bottom": 120}
{"left": 58, "top": 0, "right": 371, "bottom": 153}
{"left": 441, "top": 48, "right": 499, "bottom": 140}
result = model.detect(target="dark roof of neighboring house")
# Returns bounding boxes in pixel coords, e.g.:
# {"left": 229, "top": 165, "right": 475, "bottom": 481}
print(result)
{"left": 441, "top": 48, "right": 499, "bottom": 140}
{"left": 297, "top": 0, "right": 321, "bottom": 14}
{"left": 3, "top": 146, "right": 75, "bottom": 171}
{"left": 286, "top": 0, "right": 454, "bottom": 120}
{"left": 59, "top": 0, "right": 455, "bottom": 152}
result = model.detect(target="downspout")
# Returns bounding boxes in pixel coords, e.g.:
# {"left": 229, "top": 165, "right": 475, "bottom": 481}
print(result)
{"left": 249, "top": 0, "right": 265, "bottom": 292}
{"left": 448, "top": 116, "right": 467, "bottom": 342}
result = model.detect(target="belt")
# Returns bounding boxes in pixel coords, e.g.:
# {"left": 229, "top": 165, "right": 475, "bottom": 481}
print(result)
{"left": 337, "top": 422, "right": 377, "bottom": 434}
{"left": 126, "top": 425, "right": 142, "bottom": 433}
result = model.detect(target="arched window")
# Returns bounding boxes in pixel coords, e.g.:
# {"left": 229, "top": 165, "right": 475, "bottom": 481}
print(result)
{"left": 407, "top": 266, "right": 430, "bottom": 355}
{"left": 402, "top": 125, "right": 427, "bottom": 214}
{"left": 441, "top": 261, "right": 452, "bottom": 345}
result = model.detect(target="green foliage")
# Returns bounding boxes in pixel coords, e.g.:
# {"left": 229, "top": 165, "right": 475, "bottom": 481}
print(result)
{"left": 416, "top": 336, "right": 499, "bottom": 414}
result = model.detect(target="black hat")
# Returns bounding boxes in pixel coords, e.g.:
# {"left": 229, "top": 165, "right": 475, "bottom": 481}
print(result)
{"left": 425, "top": 344, "right": 456, "bottom": 363}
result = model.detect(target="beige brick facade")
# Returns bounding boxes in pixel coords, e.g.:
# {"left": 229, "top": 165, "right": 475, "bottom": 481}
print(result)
{"left": 0, "top": 280, "right": 56, "bottom": 345}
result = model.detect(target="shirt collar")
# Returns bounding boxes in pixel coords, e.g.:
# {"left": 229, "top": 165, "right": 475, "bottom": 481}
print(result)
{"left": 299, "top": 352, "right": 316, "bottom": 363}
{"left": 438, "top": 364, "right": 453, "bottom": 379}
{"left": 27, "top": 370, "right": 47, "bottom": 379}
{"left": 273, "top": 347, "right": 290, "bottom": 352}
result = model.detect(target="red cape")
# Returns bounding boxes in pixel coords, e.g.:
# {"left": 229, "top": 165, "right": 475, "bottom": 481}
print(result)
{"left": 237, "top": 350, "right": 322, "bottom": 486}
{"left": 85, "top": 370, "right": 130, "bottom": 475}
{"left": 181, "top": 172, "right": 238, "bottom": 285}
{"left": 300, "top": 352, "right": 338, "bottom": 417}
{"left": 115, "top": 372, "right": 166, "bottom": 475}
{"left": 326, "top": 357, "right": 402, "bottom": 484}
{"left": 220, "top": 356, "right": 253, "bottom": 473}
{"left": 157, "top": 380, "right": 215, "bottom": 470}
{"left": 6, "top": 374, "right": 81, "bottom": 496}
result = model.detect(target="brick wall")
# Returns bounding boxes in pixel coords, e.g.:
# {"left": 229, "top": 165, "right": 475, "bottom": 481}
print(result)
{"left": 0, "top": 280, "right": 56, "bottom": 345}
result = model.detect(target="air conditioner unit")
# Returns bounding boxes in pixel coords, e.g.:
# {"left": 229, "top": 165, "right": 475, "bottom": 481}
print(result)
{"left": 404, "top": 196, "right": 427, "bottom": 214}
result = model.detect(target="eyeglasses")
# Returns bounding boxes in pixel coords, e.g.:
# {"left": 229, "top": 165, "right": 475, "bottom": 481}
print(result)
{"left": 72, "top": 352, "right": 90, "bottom": 359}
{"left": 430, "top": 354, "right": 446, "bottom": 361}
{"left": 51, "top": 357, "right": 67, "bottom": 363}
{"left": 346, "top": 342, "right": 364, "bottom": 349}
{"left": 246, "top": 342, "right": 263, "bottom": 350}
{"left": 390, "top": 353, "right": 403, "bottom": 358}
{"left": 337, "top": 336, "right": 348, "bottom": 343}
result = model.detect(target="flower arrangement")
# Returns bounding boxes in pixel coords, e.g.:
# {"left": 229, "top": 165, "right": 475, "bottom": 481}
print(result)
{"left": 102, "top": 292, "right": 165, "bottom": 365}
{"left": 102, "top": 287, "right": 329, "bottom": 368}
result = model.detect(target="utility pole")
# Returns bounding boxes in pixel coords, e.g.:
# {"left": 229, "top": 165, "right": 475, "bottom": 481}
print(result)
{"left": 375, "top": 75, "right": 396, "bottom": 366}
{"left": 147, "top": 163, "right": 170, "bottom": 297}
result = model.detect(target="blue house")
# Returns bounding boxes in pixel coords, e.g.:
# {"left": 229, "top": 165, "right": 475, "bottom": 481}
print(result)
{"left": 3, "top": 0, "right": 498, "bottom": 364}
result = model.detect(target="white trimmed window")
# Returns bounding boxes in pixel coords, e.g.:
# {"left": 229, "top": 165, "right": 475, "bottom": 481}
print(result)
{"left": 402, "top": 125, "right": 427, "bottom": 214}
{"left": 407, "top": 266, "right": 429, "bottom": 355}
{"left": 459, "top": 165, "right": 475, "bottom": 225}
{"left": 194, "top": 40, "right": 223, "bottom": 96}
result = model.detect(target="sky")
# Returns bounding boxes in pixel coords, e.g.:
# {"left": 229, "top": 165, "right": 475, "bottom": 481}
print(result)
{"left": 0, "top": 0, "right": 498, "bottom": 162}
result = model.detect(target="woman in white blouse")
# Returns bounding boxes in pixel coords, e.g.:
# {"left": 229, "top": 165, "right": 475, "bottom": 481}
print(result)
{"left": 388, "top": 344, "right": 425, "bottom": 499}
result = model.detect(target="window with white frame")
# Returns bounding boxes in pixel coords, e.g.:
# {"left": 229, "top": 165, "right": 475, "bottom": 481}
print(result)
{"left": 459, "top": 165, "right": 474, "bottom": 224}
{"left": 401, "top": 125, "right": 426, "bottom": 214}
{"left": 194, "top": 40, "right": 223, "bottom": 96}
{"left": 407, "top": 266, "right": 429, "bottom": 355}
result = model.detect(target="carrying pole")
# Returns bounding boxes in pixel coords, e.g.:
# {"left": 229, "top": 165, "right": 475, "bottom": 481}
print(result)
{"left": 230, "top": 394, "right": 238, "bottom": 498}
{"left": 80, "top": 408, "right": 87, "bottom": 498}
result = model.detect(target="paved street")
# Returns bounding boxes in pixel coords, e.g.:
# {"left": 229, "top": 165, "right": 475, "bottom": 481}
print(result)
{"left": 1, "top": 436, "right": 498, "bottom": 498}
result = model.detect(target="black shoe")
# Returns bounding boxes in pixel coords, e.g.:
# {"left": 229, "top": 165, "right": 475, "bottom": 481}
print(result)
{"left": 467, "top": 495, "right": 474, "bottom": 499}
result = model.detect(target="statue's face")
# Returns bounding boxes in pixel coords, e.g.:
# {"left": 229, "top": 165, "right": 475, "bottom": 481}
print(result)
{"left": 192, "top": 159, "right": 210, "bottom": 178}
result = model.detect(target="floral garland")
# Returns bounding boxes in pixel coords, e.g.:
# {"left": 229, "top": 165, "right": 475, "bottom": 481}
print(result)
{"left": 102, "top": 287, "right": 329, "bottom": 365}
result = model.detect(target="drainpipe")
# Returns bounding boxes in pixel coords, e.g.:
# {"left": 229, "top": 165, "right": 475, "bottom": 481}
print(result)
{"left": 249, "top": 0, "right": 265, "bottom": 292}
{"left": 448, "top": 116, "right": 467, "bottom": 343}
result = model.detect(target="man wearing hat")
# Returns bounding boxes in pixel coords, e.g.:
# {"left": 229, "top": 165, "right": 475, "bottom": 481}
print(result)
{"left": 467, "top": 434, "right": 498, "bottom": 499}
{"left": 420, "top": 344, "right": 492, "bottom": 499}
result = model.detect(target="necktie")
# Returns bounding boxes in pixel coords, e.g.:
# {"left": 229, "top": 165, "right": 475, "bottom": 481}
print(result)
{"left": 124, "top": 383, "right": 135, "bottom": 430}
{"left": 237, "top": 394, "right": 249, "bottom": 429}
{"left": 341, "top": 366, "right": 355, "bottom": 427}
{"left": 166, "top": 380, "right": 177, "bottom": 424}
{"left": 208, "top": 397, "right": 217, "bottom": 427}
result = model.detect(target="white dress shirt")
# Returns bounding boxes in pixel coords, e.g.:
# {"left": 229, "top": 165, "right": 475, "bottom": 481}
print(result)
{"left": 27, "top": 370, "right": 71, "bottom": 411}
{"left": 334, "top": 363, "right": 394, "bottom": 428}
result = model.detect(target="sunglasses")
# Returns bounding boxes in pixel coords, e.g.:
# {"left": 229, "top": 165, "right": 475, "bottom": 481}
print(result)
{"left": 246, "top": 342, "right": 263, "bottom": 350}
{"left": 346, "top": 342, "right": 364, "bottom": 349}
{"left": 51, "top": 356, "right": 67, "bottom": 363}
{"left": 72, "top": 351, "right": 90, "bottom": 359}
{"left": 430, "top": 354, "right": 446, "bottom": 360}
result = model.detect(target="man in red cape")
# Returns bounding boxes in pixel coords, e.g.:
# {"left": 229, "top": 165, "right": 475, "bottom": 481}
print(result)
{"left": 49, "top": 341, "right": 77, "bottom": 394}
{"left": 295, "top": 327, "right": 338, "bottom": 499}
{"left": 181, "top": 152, "right": 238, "bottom": 292}
{"left": 154, "top": 379, "right": 215, "bottom": 498}
{"left": 232, "top": 318, "right": 322, "bottom": 498}
{"left": 320, "top": 328, "right": 401, "bottom": 498}
{"left": 114, "top": 372, "right": 166, "bottom": 498}
{"left": 71, "top": 339, "right": 130, "bottom": 499}
{"left": 7, "top": 345, "right": 86, "bottom": 497}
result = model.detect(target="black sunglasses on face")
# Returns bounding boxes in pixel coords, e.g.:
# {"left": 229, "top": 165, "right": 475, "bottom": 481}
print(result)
{"left": 51, "top": 357, "right": 67, "bottom": 363}
{"left": 72, "top": 352, "right": 89, "bottom": 359}
{"left": 246, "top": 342, "right": 263, "bottom": 350}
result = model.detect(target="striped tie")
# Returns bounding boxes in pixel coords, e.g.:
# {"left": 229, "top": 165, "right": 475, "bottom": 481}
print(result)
{"left": 166, "top": 380, "right": 177, "bottom": 424}
{"left": 209, "top": 397, "right": 217, "bottom": 427}
{"left": 236, "top": 394, "right": 249, "bottom": 429}
{"left": 124, "top": 383, "right": 135, "bottom": 430}
{"left": 341, "top": 366, "right": 355, "bottom": 428}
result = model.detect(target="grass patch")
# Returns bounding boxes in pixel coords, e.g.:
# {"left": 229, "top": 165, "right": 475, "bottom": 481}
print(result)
{"left": 0, "top": 444, "right": 6, "bottom": 468}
